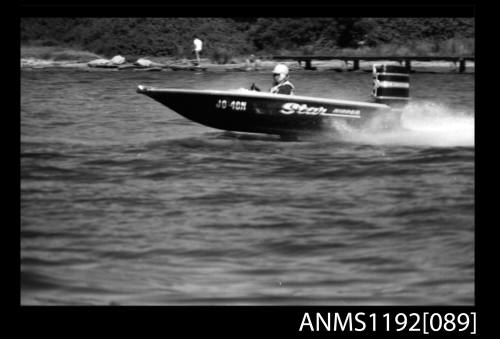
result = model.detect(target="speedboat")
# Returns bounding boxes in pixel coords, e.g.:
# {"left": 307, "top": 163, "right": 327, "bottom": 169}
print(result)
{"left": 137, "top": 64, "right": 410, "bottom": 139}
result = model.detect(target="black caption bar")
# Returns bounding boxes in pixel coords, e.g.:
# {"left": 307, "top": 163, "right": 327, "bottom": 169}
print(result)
{"left": 19, "top": 306, "right": 481, "bottom": 337}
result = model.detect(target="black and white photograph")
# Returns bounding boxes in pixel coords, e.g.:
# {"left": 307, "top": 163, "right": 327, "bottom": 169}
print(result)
{"left": 20, "top": 12, "right": 474, "bottom": 308}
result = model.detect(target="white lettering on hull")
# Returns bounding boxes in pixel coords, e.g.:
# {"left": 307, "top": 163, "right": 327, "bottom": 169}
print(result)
{"left": 280, "top": 103, "right": 361, "bottom": 118}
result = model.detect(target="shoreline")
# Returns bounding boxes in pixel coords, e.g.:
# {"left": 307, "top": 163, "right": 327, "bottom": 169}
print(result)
{"left": 20, "top": 57, "right": 475, "bottom": 73}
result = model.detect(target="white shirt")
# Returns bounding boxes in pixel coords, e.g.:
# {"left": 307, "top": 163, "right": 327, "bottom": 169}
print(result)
{"left": 193, "top": 39, "right": 203, "bottom": 52}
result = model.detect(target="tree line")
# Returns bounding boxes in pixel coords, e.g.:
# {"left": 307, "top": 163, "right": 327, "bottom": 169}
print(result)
{"left": 20, "top": 18, "right": 474, "bottom": 59}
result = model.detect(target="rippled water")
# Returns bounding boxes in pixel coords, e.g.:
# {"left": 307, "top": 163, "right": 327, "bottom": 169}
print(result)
{"left": 21, "top": 68, "right": 474, "bottom": 305}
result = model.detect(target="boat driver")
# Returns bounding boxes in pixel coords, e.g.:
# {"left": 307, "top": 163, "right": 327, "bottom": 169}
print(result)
{"left": 249, "top": 63, "right": 295, "bottom": 94}
{"left": 270, "top": 63, "right": 295, "bottom": 95}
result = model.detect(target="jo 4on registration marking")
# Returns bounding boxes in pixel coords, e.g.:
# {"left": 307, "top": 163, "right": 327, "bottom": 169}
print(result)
{"left": 216, "top": 99, "right": 247, "bottom": 111}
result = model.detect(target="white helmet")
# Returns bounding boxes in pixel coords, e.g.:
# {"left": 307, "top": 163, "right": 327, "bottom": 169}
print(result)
{"left": 273, "top": 63, "right": 289, "bottom": 75}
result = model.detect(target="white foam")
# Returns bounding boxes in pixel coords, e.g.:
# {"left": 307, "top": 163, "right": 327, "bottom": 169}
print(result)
{"left": 333, "top": 101, "right": 474, "bottom": 147}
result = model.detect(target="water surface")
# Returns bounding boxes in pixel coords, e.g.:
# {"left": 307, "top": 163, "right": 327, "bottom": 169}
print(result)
{"left": 21, "top": 69, "right": 474, "bottom": 305}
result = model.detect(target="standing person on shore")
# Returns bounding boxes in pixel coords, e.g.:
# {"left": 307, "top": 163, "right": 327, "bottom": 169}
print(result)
{"left": 270, "top": 63, "right": 294, "bottom": 95}
{"left": 193, "top": 37, "right": 203, "bottom": 66}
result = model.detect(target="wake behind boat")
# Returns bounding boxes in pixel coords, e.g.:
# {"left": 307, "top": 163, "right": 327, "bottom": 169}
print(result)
{"left": 137, "top": 64, "right": 410, "bottom": 139}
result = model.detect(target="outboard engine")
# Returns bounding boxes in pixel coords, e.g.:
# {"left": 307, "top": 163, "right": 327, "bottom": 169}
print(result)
{"left": 369, "top": 64, "right": 409, "bottom": 129}
{"left": 372, "top": 64, "right": 410, "bottom": 108}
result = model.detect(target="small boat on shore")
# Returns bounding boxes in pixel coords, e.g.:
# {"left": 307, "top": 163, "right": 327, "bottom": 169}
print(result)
{"left": 137, "top": 64, "right": 409, "bottom": 139}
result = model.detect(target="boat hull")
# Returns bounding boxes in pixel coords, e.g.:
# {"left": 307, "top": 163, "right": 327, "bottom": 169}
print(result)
{"left": 137, "top": 87, "right": 398, "bottom": 136}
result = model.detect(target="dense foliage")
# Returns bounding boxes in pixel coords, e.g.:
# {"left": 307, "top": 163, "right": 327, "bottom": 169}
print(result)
{"left": 21, "top": 18, "right": 474, "bottom": 59}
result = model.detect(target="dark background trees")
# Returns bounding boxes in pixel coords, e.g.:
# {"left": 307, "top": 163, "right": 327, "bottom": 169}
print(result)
{"left": 20, "top": 18, "right": 474, "bottom": 59}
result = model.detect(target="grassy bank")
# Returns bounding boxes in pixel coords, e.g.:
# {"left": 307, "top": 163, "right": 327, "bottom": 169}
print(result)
{"left": 279, "top": 38, "right": 474, "bottom": 57}
{"left": 21, "top": 45, "right": 103, "bottom": 62}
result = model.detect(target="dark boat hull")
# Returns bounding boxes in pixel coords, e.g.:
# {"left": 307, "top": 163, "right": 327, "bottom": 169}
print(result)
{"left": 137, "top": 87, "right": 398, "bottom": 137}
